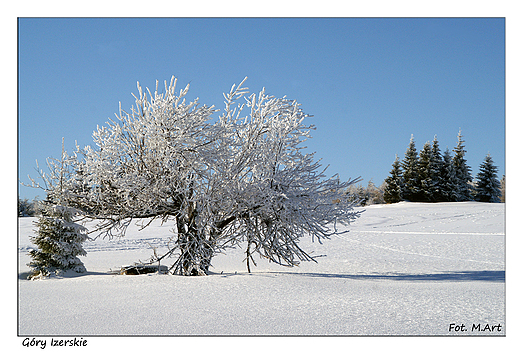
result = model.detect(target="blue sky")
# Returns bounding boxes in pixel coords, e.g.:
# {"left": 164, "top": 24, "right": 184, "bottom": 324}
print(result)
{"left": 18, "top": 18, "right": 505, "bottom": 201}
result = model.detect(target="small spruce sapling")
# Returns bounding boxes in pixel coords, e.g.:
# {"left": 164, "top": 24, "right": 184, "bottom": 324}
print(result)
{"left": 27, "top": 203, "right": 89, "bottom": 279}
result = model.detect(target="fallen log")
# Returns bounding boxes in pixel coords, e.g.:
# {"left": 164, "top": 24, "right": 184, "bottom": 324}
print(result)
{"left": 114, "top": 264, "right": 169, "bottom": 275}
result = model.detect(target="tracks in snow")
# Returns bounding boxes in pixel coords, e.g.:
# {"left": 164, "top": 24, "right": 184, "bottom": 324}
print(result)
{"left": 348, "top": 230, "right": 504, "bottom": 236}
{"left": 19, "top": 236, "right": 174, "bottom": 254}
{"left": 335, "top": 231, "right": 504, "bottom": 265}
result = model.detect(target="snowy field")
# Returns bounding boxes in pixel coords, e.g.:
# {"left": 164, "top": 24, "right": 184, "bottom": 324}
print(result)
{"left": 18, "top": 202, "right": 505, "bottom": 336}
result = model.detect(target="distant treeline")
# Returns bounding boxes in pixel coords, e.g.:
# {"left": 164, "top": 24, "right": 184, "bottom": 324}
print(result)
{"left": 18, "top": 197, "right": 40, "bottom": 217}
{"left": 380, "top": 131, "right": 504, "bottom": 204}
{"left": 345, "top": 131, "right": 504, "bottom": 206}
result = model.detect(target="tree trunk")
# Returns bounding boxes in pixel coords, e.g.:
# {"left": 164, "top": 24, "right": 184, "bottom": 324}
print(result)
{"left": 173, "top": 206, "right": 215, "bottom": 276}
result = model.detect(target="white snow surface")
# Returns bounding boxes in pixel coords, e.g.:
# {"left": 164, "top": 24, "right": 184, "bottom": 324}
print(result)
{"left": 18, "top": 202, "right": 505, "bottom": 336}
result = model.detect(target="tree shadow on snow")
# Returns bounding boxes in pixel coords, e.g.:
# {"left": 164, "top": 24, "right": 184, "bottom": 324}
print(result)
{"left": 267, "top": 270, "right": 505, "bottom": 282}
{"left": 18, "top": 270, "right": 111, "bottom": 280}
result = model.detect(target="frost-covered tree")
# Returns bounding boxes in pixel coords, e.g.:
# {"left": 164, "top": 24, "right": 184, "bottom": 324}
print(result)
{"left": 345, "top": 184, "right": 366, "bottom": 205}
{"left": 27, "top": 203, "right": 88, "bottom": 279}
{"left": 366, "top": 180, "right": 384, "bottom": 205}
{"left": 500, "top": 175, "right": 505, "bottom": 202}
{"left": 452, "top": 130, "right": 472, "bottom": 201}
{"left": 384, "top": 155, "right": 402, "bottom": 204}
{"left": 401, "top": 135, "right": 421, "bottom": 202}
{"left": 348, "top": 180, "right": 383, "bottom": 206}
{"left": 18, "top": 198, "right": 36, "bottom": 217}
{"left": 474, "top": 154, "right": 501, "bottom": 203}
{"left": 30, "top": 76, "right": 362, "bottom": 276}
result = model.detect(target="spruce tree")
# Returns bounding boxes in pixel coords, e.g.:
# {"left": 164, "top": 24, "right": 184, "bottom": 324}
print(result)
{"left": 27, "top": 203, "right": 89, "bottom": 279}
{"left": 452, "top": 130, "right": 472, "bottom": 201}
{"left": 475, "top": 153, "right": 501, "bottom": 203}
{"left": 384, "top": 155, "right": 402, "bottom": 204}
{"left": 440, "top": 148, "right": 458, "bottom": 202}
{"left": 429, "top": 136, "right": 444, "bottom": 202}
{"left": 418, "top": 141, "right": 433, "bottom": 202}
{"left": 401, "top": 135, "right": 421, "bottom": 202}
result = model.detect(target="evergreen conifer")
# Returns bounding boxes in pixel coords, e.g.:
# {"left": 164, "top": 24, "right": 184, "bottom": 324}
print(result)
{"left": 401, "top": 135, "right": 421, "bottom": 202}
{"left": 452, "top": 130, "right": 472, "bottom": 201}
{"left": 384, "top": 155, "right": 402, "bottom": 204}
{"left": 27, "top": 203, "right": 88, "bottom": 279}
{"left": 430, "top": 136, "right": 444, "bottom": 202}
{"left": 418, "top": 141, "right": 433, "bottom": 202}
{"left": 475, "top": 153, "right": 501, "bottom": 203}
{"left": 440, "top": 148, "right": 458, "bottom": 202}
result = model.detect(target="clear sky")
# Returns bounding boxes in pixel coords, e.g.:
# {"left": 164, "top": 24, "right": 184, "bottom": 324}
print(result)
{"left": 18, "top": 17, "right": 505, "bottom": 201}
